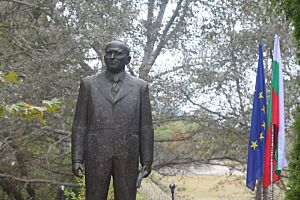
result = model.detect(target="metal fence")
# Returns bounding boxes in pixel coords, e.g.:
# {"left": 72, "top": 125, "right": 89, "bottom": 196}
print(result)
{"left": 58, "top": 182, "right": 176, "bottom": 200}
{"left": 139, "top": 186, "right": 171, "bottom": 200}
{"left": 138, "top": 181, "right": 175, "bottom": 200}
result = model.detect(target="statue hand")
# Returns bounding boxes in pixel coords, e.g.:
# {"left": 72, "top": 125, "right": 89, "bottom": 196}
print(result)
{"left": 141, "top": 164, "right": 152, "bottom": 178}
{"left": 72, "top": 162, "right": 84, "bottom": 178}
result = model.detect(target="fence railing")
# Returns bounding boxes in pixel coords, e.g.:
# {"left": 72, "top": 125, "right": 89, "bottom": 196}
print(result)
{"left": 138, "top": 181, "right": 176, "bottom": 200}
{"left": 57, "top": 182, "right": 176, "bottom": 200}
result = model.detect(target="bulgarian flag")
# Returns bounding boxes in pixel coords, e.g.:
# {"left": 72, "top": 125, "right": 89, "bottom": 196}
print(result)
{"left": 263, "top": 35, "right": 288, "bottom": 188}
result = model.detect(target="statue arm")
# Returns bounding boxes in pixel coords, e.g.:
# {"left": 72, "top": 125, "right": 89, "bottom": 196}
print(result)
{"left": 71, "top": 79, "right": 89, "bottom": 176}
{"left": 139, "top": 83, "right": 154, "bottom": 176}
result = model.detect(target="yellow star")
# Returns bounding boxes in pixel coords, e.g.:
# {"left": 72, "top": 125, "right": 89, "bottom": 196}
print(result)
{"left": 259, "top": 132, "right": 264, "bottom": 140}
{"left": 258, "top": 92, "right": 264, "bottom": 99}
{"left": 250, "top": 141, "right": 258, "bottom": 150}
{"left": 262, "top": 121, "right": 266, "bottom": 129}
{"left": 261, "top": 105, "right": 265, "bottom": 113}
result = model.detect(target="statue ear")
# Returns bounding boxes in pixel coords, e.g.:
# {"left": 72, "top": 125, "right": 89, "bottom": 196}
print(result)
{"left": 126, "top": 56, "right": 131, "bottom": 65}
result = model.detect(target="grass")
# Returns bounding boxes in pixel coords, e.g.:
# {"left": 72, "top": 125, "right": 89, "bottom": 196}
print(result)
{"left": 141, "top": 174, "right": 286, "bottom": 200}
{"left": 160, "top": 175, "right": 253, "bottom": 200}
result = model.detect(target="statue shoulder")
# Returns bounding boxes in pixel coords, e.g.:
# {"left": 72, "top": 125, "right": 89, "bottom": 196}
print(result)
{"left": 127, "top": 74, "right": 148, "bottom": 87}
{"left": 82, "top": 72, "right": 104, "bottom": 84}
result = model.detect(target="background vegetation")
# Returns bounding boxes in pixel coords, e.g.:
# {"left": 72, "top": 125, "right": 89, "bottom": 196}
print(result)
{"left": 285, "top": 107, "right": 300, "bottom": 200}
{"left": 0, "top": 0, "right": 299, "bottom": 199}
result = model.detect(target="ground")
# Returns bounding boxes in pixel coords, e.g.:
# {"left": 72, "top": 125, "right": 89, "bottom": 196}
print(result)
{"left": 139, "top": 165, "right": 286, "bottom": 200}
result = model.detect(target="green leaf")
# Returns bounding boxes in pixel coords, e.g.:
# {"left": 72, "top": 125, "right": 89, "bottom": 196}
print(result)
{"left": 0, "top": 76, "right": 5, "bottom": 84}
{"left": 42, "top": 98, "right": 61, "bottom": 112}
{"left": 1, "top": 98, "right": 61, "bottom": 125}
{"left": 0, "top": 22, "right": 3, "bottom": 37}
{"left": 36, "top": 111, "right": 46, "bottom": 125}
{"left": 5, "top": 71, "right": 17, "bottom": 83}
{"left": 6, "top": 104, "right": 20, "bottom": 113}
{"left": 31, "top": 106, "right": 47, "bottom": 112}
{"left": 22, "top": 102, "right": 32, "bottom": 108}
{"left": 0, "top": 104, "right": 6, "bottom": 116}
{"left": 42, "top": 98, "right": 62, "bottom": 105}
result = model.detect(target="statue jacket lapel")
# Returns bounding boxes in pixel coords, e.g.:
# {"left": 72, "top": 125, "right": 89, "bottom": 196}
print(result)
{"left": 95, "top": 72, "right": 133, "bottom": 105}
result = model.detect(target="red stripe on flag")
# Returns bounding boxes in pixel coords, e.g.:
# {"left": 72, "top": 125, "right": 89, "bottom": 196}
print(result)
{"left": 272, "top": 88, "right": 279, "bottom": 127}
{"left": 263, "top": 126, "right": 280, "bottom": 188}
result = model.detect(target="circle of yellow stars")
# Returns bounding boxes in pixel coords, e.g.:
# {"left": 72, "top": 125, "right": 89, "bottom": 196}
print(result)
{"left": 250, "top": 91, "right": 266, "bottom": 151}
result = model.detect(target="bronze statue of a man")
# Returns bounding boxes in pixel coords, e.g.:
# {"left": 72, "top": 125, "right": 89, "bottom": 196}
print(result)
{"left": 71, "top": 40, "right": 154, "bottom": 200}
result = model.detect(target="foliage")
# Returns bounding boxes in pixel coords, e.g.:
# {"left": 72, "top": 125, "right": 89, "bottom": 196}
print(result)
{"left": 0, "top": 0, "right": 136, "bottom": 198}
{"left": 64, "top": 177, "right": 146, "bottom": 200}
{"left": 0, "top": 71, "right": 61, "bottom": 125}
{"left": 0, "top": 0, "right": 299, "bottom": 199}
{"left": 0, "top": 71, "right": 18, "bottom": 84}
{"left": 285, "top": 107, "right": 300, "bottom": 199}
{"left": 155, "top": 121, "right": 199, "bottom": 140}
{"left": 1, "top": 98, "right": 61, "bottom": 125}
{"left": 64, "top": 177, "right": 85, "bottom": 200}
{"left": 270, "top": 0, "right": 300, "bottom": 63}
{"left": 154, "top": 120, "right": 215, "bottom": 171}
{"left": 0, "top": 70, "right": 62, "bottom": 199}
{"left": 0, "top": 70, "right": 61, "bottom": 124}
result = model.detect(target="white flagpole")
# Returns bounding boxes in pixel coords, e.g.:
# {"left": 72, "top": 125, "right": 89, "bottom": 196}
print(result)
{"left": 261, "top": 180, "right": 264, "bottom": 200}
{"left": 270, "top": 124, "right": 274, "bottom": 200}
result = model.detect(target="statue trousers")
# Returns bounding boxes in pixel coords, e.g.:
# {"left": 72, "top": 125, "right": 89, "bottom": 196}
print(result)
{"left": 84, "top": 130, "right": 139, "bottom": 200}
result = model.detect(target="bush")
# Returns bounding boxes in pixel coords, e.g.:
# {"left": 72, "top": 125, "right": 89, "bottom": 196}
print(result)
{"left": 285, "top": 108, "right": 300, "bottom": 199}
{"left": 64, "top": 176, "right": 147, "bottom": 199}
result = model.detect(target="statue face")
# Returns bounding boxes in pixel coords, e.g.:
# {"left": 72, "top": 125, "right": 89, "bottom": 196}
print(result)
{"left": 104, "top": 41, "right": 131, "bottom": 74}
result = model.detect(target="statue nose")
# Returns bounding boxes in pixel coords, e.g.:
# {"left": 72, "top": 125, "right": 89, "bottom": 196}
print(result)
{"left": 110, "top": 52, "right": 115, "bottom": 59}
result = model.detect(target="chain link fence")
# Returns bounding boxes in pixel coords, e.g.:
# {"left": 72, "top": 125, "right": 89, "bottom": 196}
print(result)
{"left": 139, "top": 180, "right": 173, "bottom": 200}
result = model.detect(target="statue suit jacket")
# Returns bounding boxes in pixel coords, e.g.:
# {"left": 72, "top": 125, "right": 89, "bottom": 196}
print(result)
{"left": 71, "top": 71, "right": 154, "bottom": 167}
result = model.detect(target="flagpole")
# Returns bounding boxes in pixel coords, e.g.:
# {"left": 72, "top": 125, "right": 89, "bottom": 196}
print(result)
{"left": 256, "top": 180, "right": 264, "bottom": 200}
{"left": 261, "top": 181, "right": 264, "bottom": 200}
{"left": 270, "top": 124, "right": 274, "bottom": 200}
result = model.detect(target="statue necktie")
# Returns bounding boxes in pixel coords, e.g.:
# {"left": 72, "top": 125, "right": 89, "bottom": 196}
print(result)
{"left": 110, "top": 80, "right": 119, "bottom": 98}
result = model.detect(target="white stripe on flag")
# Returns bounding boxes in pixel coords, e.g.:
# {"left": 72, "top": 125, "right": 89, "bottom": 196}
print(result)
{"left": 274, "top": 34, "right": 288, "bottom": 169}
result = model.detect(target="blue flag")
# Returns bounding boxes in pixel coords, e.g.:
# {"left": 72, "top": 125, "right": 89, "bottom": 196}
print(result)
{"left": 246, "top": 43, "right": 267, "bottom": 191}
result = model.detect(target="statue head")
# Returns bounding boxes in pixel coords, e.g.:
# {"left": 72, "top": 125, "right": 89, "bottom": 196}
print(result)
{"left": 104, "top": 40, "right": 131, "bottom": 74}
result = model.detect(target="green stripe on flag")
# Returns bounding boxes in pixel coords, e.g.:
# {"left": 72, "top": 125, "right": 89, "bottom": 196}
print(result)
{"left": 271, "top": 61, "right": 279, "bottom": 94}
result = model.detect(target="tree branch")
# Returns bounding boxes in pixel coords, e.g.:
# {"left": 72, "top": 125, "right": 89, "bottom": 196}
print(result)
{"left": 5, "top": 0, "right": 37, "bottom": 7}
{"left": 0, "top": 173, "right": 79, "bottom": 187}
{"left": 46, "top": 133, "right": 71, "bottom": 171}
{"left": 153, "top": 156, "right": 244, "bottom": 170}
{"left": 181, "top": 89, "right": 230, "bottom": 120}
{"left": 149, "top": 0, "right": 185, "bottom": 66}
{"left": 37, "top": 125, "right": 71, "bottom": 136}
{"left": 139, "top": 0, "right": 156, "bottom": 80}
{"left": 152, "top": 0, "right": 169, "bottom": 40}
{"left": 154, "top": 131, "right": 197, "bottom": 142}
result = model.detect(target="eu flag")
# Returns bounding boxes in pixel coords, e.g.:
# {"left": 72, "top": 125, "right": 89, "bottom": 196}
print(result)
{"left": 246, "top": 43, "right": 267, "bottom": 191}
